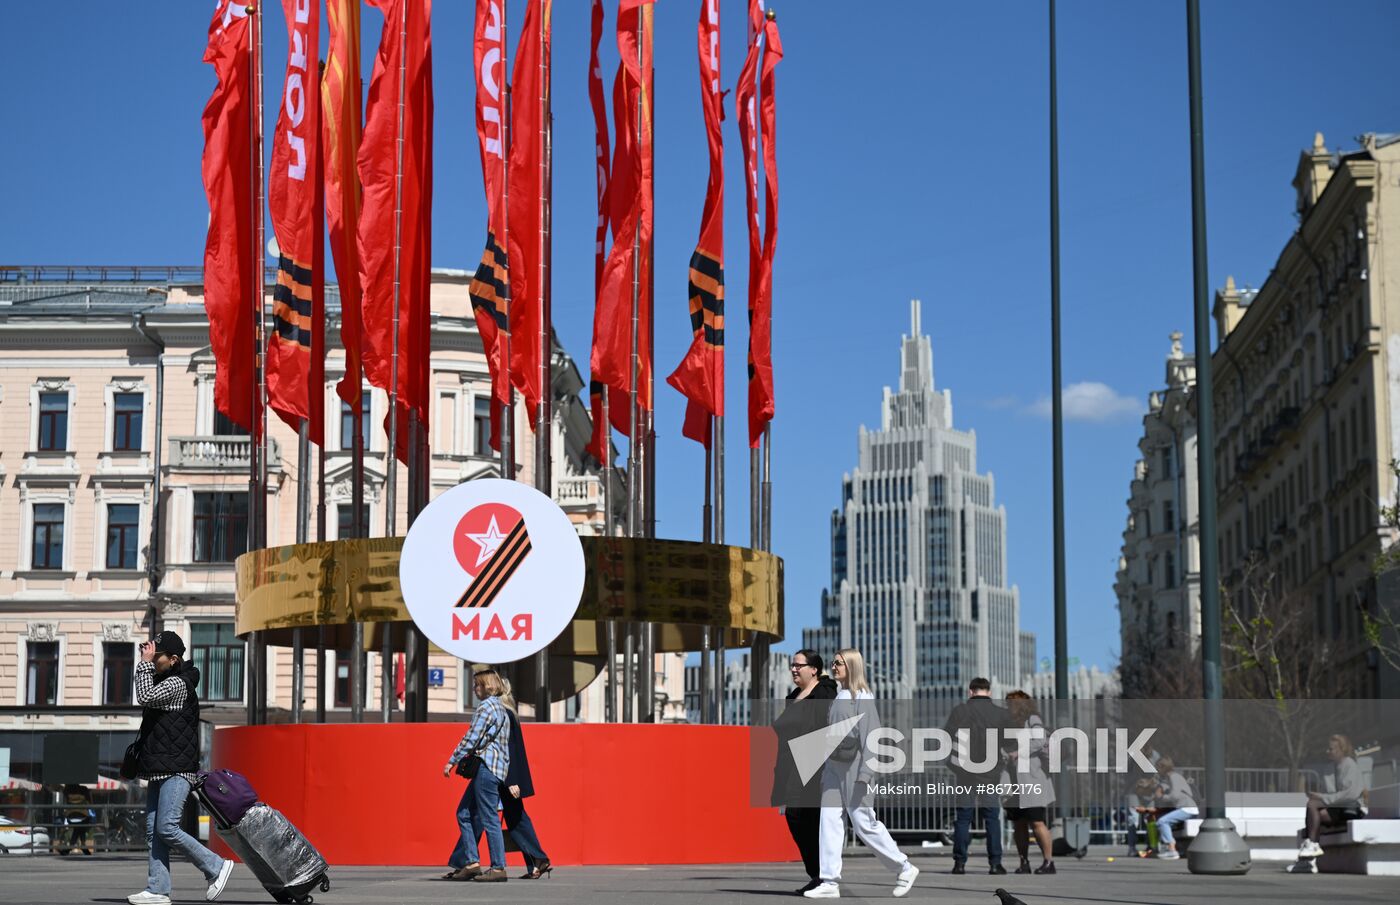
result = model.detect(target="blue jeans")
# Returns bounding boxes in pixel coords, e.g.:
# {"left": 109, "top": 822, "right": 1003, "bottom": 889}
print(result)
{"left": 1156, "top": 807, "right": 1196, "bottom": 846}
{"left": 448, "top": 765, "right": 506, "bottom": 870}
{"left": 953, "top": 802, "right": 1004, "bottom": 866}
{"left": 145, "top": 776, "right": 225, "bottom": 895}
{"left": 500, "top": 794, "right": 549, "bottom": 869}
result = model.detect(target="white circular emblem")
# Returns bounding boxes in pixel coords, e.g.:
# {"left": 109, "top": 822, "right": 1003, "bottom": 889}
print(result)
{"left": 399, "top": 479, "right": 585, "bottom": 663}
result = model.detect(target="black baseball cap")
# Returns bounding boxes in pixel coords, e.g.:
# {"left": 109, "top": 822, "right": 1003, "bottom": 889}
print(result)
{"left": 153, "top": 631, "right": 186, "bottom": 657}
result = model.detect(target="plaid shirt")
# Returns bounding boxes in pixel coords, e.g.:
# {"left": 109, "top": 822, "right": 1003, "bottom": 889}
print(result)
{"left": 446, "top": 695, "right": 511, "bottom": 781}
{"left": 134, "top": 661, "right": 197, "bottom": 784}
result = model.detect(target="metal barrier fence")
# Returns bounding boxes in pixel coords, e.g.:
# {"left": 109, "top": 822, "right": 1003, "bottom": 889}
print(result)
{"left": 2, "top": 801, "right": 154, "bottom": 854}
{"left": 874, "top": 766, "right": 1320, "bottom": 844}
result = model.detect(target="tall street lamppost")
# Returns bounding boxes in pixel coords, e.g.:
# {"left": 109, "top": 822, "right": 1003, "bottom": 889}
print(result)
{"left": 1184, "top": 0, "right": 1249, "bottom": 874}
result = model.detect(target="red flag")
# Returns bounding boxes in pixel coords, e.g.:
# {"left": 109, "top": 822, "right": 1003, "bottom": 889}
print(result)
{"left": 467, "top": 0, "right": 512, "bottom": 452}
{"left": 506, "top": 0, "right": 551, "bottom": 428}
{"left": 267, "top": 0, "right": 322, "bottom": 437}
{"left": 325, "top": 0, "right": 364, "bottom": 418}
{"left": 583, "top": 0, "right": 614, "bottom": 467}
{"left": 358, "top": 0, "right": 433, "bottom": 464}
{"left": 748, "top": 13, "right": 781, "bottom": 447}
{"left": 591, "top": 0, "right": 654, "bottom": 434}
{"left": 202, "top": 1, "right": 256, "bottom": 432}
{"left": 667, "top": 0, "right": 725, "bottom": 448}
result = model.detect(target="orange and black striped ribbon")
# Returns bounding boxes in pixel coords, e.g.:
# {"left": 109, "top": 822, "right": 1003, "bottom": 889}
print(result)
{"left": 455, "top": 520, "right": 532, "bottom": 609}
{"left": 273, "top": 254, "right": 313, "bottom": 349}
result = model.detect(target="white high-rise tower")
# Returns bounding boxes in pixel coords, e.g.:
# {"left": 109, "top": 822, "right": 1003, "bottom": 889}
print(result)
{"left": 803, "top": 301, "right": 1036, "bottom": 705}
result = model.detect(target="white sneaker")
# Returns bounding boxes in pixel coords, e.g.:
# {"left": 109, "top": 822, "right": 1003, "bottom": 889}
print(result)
{"left": 1158, "top": 850, "right": 1181, "bottom": 860}
{"left": 207, "top": 859, "right": 234, "bottom": 901}
{"left": 893, "top": 864, "right": 919, "bottom": 898}
{"left": 803, "top": 882, "right": 841, "bottom": 898}
{"left": 1301, "top": 840, "right": 1323, "bottom": 857}
{"left": 127, "top": 893, "right": 173, "bottom": 905}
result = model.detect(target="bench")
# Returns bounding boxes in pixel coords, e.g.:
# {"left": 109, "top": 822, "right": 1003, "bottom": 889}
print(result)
{"left": 1181, "top": 793, "right": 1307, "bottom": 861}
{"left": 1305, "top": 820, "right": 1400, "bottom": 876}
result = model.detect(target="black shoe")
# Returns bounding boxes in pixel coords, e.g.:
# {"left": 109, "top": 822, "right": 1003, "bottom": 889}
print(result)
{"left": 1035, "top": 861, "right": 1056, "bottom": 875}
{"left": 1014, "top": 858, "right": 1031, "bottom": 874}
{"left": 989, "top": 863, "right": 1007, "bottom": 875}
{"left": 951, "top": 863, "right": 966, "bottom": 875}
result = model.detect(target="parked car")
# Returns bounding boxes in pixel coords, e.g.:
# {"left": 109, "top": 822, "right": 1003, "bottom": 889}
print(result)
{"left": 0, "top": 816, "right": 50, "bottom": 854}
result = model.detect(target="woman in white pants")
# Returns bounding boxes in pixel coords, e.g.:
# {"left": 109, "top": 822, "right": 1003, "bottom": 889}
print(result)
{"left": 805, "top": 648, "right": 919, "bottom": 899}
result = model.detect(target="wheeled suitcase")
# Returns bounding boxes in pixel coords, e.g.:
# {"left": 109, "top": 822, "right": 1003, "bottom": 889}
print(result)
{"left": 211, "top": 802, "right": 332, "bottom": 904}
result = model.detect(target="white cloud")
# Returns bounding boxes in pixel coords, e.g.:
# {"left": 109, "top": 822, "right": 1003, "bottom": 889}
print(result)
{"left": 1026, "top": 382, "right": 1143, "bottom": 423}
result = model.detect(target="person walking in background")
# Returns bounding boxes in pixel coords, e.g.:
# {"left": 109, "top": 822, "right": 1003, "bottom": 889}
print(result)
{"left": 771, "top": 649, "right": 839, "bottom": 894}
{"left": 443, "top": 667, "right": 512, "bottom": 883}
{"left": 943, "top": 677, "right": 1015, "bottom": 875}
{"left": 128, "top": 632, "right": 234, "bottom": 905}
{"left": 1149, "top": 757, "right": 1196, "bottom": 861}
{"left": 1297, "top": 734, "right": 1367, "bottom": 862}
{"left": 489, "top": 678, "right": 553, "bottom": 879}
{"left": 1002, "top": 691, "right": 1055, "bottom": 875}
{"left": 805, "top": 649, "right": 919, "bottom": 899}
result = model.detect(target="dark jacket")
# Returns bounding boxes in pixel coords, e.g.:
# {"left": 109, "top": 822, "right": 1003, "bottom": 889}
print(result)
{"left": 139, "top": 663, "right": 202, "bottom": 776}
{"left": 942, "top": 695, "right": 1014, "bottom": 784}
{"left": 503, "top": 710, "right": 535, "bottom": 798}
{"left": 771, "top": 676, "right": 839, "bottom": 806}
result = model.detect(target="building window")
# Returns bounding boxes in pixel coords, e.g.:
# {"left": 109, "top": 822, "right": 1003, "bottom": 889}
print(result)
{"left": 192, "top": 493, "right": 249, "bottom": 563}
{"left": 1163, "top": 500, "right": 1175, "bottom": 533}
{"left": 26, "top": 641, "right": 60, "bottom": 706}
{"left": 31, "top": 503, "right": 65, "bottom": 570}
{"left": 334, "top": 652, "right": 353, "bottom": 708}
{"left": 113, "top": 392, "right": 144, "bottom": 451}
{"left": 337, "top": 504, "right": 372, "bottom": 539}
{"left": 38, "top": 392, "right": 69, "bottom": 451}
{"left": 102, "top": 642, "right": 135, "bottom": 705}
{"left": 192, "top": 623, "right": 244, "bottom": 702}
{"left": 340, "top": 397, "right": 371, "bottom": 451}
{"left": 473, "top": 397, "right": 493, "bottom": 456}
{"left": 106, "top": 504, "right": 141, "bottom": 570}
{"left": 213, "top": 410, "right": 249, "bottom": 436}
{"left": 1164, "top": 550, "right": 1177, "bottom": 589}
{"left": 1160, "top": 445, "right": 1173, "bottom": 478}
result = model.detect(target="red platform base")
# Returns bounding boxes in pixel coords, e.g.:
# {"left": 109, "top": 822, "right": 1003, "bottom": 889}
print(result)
{"left": 211, "top": 723, "right": 795, "bottom": 867}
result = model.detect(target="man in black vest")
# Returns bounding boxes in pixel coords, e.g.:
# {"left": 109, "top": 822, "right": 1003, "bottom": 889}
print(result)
{"left": 128, "top": 631, "right": 234, "bottom": 905}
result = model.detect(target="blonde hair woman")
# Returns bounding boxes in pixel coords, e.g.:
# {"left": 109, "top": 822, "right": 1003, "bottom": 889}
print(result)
{"left": 442, "top": 668, "right": 512, "bottom": 882}
{"left": 805, "top": 648, "right": 919, "bottom": 899}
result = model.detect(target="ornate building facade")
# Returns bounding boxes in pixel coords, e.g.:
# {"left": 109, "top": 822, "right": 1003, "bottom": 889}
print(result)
{"left": 0, "top": 268, "right": 682, "bottom": 761}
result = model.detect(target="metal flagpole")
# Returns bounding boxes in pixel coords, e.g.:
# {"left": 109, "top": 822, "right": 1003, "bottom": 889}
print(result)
{"left": 623, "top": 4, "right": 645, "bottom": 725}
{"left": 712, "top": 412, "right": 724, "bottom": 723}
{"left": 533, "top": 2, "right": 553, "bottom": 723}
{"left": 500, "top": 0, "right": 516, "bottom": 483}
{"left": 602, "top": 391, "right": 618, "bottom": 723}
{"left": 248, "top": 0, "right": 269, "bottom": 727}
{"left": 293, "top": 424, "right": 310, "bottom": 722}
{"left": 316, "top": 409, "right": 328, "bottom": 723}
{"left": 640, "top": 2, "right": 657, "bottom": 722}
{"left": 1049, "top": 0, "right": 1069, "bottom": 707}
{"left": 700, "top": 433, "right": 713, "bottom": 723}
{"left": 1184, "top": 0, "right": 1249, "bottom": 873}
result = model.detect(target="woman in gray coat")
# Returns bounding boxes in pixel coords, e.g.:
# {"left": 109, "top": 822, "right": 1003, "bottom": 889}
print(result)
{"left": 1003, "top": 691, "right": 1056, "bottom": 874}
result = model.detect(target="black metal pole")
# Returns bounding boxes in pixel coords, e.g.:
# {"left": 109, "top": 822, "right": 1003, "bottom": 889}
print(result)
{"left": 1185, "top": 0, "right": 1248, "bottom": 873}
{"left": 1049, "top": 0, "right": 1069, "bottom": 704}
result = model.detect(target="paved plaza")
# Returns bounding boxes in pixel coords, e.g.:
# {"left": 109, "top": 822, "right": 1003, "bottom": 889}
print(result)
{"left": 2, "top": 850, "right": 1396, "bottom": 905}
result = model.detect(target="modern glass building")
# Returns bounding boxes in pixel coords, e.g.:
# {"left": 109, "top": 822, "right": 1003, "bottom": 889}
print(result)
{"left": 803, "top": 301, "right": 1036, "bottom": 707}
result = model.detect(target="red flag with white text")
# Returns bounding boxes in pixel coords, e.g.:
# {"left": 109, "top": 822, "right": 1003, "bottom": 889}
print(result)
{"left": 748, "top": 12, "right": 781, "bottom": 447}
{"left": 201, "top": 1, "right": 256, "bottom": 432}
{"left": 267, "top": 0, "right": 322, "bottom": 439}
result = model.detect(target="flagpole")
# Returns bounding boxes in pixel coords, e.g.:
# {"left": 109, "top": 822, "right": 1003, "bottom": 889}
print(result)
{"left": 533, "top": 2, "right": 554, "bottom": 722}
{"left": 247, "top": 0, "right": 269, "bottom": 727}
{"left": 700, "top": 427, "right": 712, "bottom": 724}
{"left": 499, "top": 1, "right": 516, "bottom": 483}
{"left": 712, "top": 411, "right": 724, "bottom": 723}
{"left": 640, "top": 1, "right": 657, "bottom": 723}
{"left": 293, "top": 423, "right": 310, "bottom": 723}
{"left": 623, "top": 2, "right": 646, "bottom": 725}
{"left": 602, "top": 390, "right": 618, "bottom": 723}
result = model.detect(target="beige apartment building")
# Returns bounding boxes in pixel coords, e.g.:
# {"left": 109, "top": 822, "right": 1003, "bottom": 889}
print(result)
{"left": 0, "top": 268, "right": 685, "bottom": 766}
{"left": 1210, "top": 132, "right": 1400, "bottom": 697}
{"left": 1115, "top": 333, "right": 1202, "bottom": 694}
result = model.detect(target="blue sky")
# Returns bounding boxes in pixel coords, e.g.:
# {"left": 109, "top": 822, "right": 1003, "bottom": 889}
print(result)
{"left": 2, "top": 1, "right": 1398, "bottom": 675}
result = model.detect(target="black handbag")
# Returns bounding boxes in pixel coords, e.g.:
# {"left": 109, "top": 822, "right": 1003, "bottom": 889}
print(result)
{"left": 453, "top": 712, "right": 504, "bottom": 779}
{"left": 120, "top": 739, "right": 143, "bottom": 780}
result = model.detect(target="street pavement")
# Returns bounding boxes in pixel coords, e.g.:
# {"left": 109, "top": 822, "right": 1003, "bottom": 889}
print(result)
{"left": 2, "top": 849, "right": 1396, "bottom": 905}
